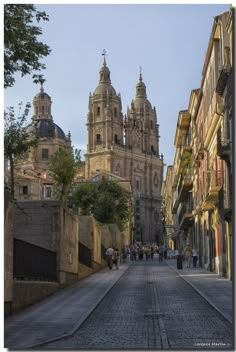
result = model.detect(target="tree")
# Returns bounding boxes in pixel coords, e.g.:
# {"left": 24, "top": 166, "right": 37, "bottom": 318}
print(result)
{"left": 72, "top": 179, "right": 132, "bottom": 231}
{"left": 48, "top": 148, "right": 82, "bottom": 205}
{"left": 4, "top": 4, "right": 51, "bottom": 88}
{"left": 70, "top": 182, "right": 97, "bottom": 215}
{"left": 4, "top": 102, "right": 38, "bottom": 198}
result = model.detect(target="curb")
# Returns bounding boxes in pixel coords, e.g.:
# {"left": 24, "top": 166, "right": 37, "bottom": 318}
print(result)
{"left": 166, "top": 261, "right": 232, "bottom": 324}
{"left": 19, "top": 265, "right": 130, "bottom": 349}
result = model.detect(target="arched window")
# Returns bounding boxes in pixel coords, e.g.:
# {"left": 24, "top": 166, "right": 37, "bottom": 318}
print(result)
{"left": 151, "top": 120, "right": 153, "bottom": 130}
{"left": 97, "top": 106, "right": 100, "bottom": 116}
{"left": 96, "top": 134, "right": 101, "bottom": 144}
{"left": 114, "top": 107, "right": 117, "bottom": 117}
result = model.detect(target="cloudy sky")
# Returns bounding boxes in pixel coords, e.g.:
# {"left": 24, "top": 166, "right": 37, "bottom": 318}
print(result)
{"left": 4, "top": 2, "right": 230, "bottom": 171}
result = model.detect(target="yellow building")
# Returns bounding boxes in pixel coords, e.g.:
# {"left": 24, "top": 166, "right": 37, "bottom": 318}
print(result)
{"left": 85, "top": 56, "right": 164, "bottom": 243}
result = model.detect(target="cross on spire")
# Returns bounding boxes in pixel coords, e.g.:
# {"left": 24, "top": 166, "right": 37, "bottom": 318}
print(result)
{"left": 139, "top": 66, "right": 143, "bottom": 81}
{"left": 102, "top": 49, "right": 107, "bottom": 66}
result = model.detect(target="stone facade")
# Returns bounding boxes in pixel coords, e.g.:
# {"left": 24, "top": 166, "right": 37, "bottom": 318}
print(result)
{"left": 85, "top": 57, "right": 164, "bottom": 243}
{"left": 14, "top": 82, "right": 71, "bottom": 201}
{"left": 161, "top": 166, "right": 175, "bottom": 249}
{"left": 163, "top": 9, "right": 233, "bottom": 278}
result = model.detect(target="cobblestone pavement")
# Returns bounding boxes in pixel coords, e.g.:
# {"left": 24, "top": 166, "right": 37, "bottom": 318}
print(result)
{"left": 41, "top": 260, "right": 233, "bottom": 350}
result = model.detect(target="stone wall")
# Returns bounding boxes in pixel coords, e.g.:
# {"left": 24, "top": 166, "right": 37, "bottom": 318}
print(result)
{"left": 13, "top": 200, "right": 60, "bottom": 251}
{"left": 6, "top": 202, "right": 126, "bottom": 314}
{"left": 4, "top": 190, "right": 13, "bottom": 316}
{"left": 58, "top": 208, "right": 79, "bottom": 285}
{"left": 78, "top": 216, "right": 93, "bottom": 249}
{"left": 101, "top": 225, "right": 112, "bottom": 249}
{"left": 13, "top": 201, "right": 79, "bottom": 286}
{"left": 92, "top": 218, "right": 101, "bottom": 264}
{"left": 12, "top": 281, "right": 59, "bottom": 313}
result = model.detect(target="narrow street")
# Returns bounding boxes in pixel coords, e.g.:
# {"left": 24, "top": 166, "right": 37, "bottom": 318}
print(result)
{"left": 5, "top": 258, "right": 232, "bottom": 350}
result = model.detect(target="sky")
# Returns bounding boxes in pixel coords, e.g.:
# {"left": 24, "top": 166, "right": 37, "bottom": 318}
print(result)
{"left": 3, "top": 2, "right": 231, "bottom": 172}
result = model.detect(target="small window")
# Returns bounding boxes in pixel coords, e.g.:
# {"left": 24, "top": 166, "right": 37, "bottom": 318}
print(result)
{"left": 97, "top": 107, "right": 100, "bottom": 116}
{"left": 114, "top": 107, "right": 117, "bottom": 117}
{"left": 42, "top": 148, "right": 49, "bottom": 160}
{"left": 96, "top": 134, "right": 101, "bottom": 144}
{"left": 92, "top": 176, "right": 99, "bottom": 182}
{"left": 151, "top": 145, "right": 154, "bottom": 154}
{"left": 41, "top": 106, "right": 45, "bottom": 114}
{"left": 114, "top": 134, "right": 118, "bottom": 144}
{"left": 151, "top": 121, "right": 153, "bottom": 130}
{"left": 36, "top": 107, "right": 38, "bottom": 115}
{"left": 22, "top": 185, "right": 28, "bottom": 195}
{"left": 45, "top": 186, "right": 52, "bottom": 199}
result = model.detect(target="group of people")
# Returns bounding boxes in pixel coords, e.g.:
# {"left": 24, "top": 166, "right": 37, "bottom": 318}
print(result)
{"left": 184, "top": 244, "right": 199, "bottom": 268}
{"left": 105, "top": 242, "right": 169, "bottom": 269}
{"left": 106, "top": 243, "right": 199, "bottom": 270}
{"left": 105, "top": 247, "right": 120, "bottom": 270}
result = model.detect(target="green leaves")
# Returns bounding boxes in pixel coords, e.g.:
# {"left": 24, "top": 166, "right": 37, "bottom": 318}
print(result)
{"left": 48, "top": 147, "right": 82, "bottom": 204}
{"left": 4, "top": 4, "right": 51, "bottom": 88}
{"left": 4, "top": 102, "right": 38, "bottom": 197}
{"left": 71, "top": 179, "right": 132, "bottom": 231}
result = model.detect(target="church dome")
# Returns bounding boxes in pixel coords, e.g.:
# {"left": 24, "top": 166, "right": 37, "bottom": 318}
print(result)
{"left": 26, "top": 118, "right": 66, "bottom": 140}
{"left": 94, "top": 83, "right": 116, "bottom": 96}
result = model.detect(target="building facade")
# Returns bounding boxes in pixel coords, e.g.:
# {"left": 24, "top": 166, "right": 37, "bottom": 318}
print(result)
{"left": 85, "top": 56, "right": 164, "bottom": 243}
{"left": 162, "top": 8, "right": 233, "bottom": 278}
{"left": 14, "top": 83, "right": 72, "bottom": 200}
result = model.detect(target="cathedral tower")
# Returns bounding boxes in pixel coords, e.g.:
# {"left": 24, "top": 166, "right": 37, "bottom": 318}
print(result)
{"left": 85, "top": 56, "right": 164, "bottom": 243}
{"left": 85, "top": 54, "right": 123, "bottom": 177}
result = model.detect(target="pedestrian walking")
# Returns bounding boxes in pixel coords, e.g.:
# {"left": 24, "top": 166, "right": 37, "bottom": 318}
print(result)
{"left": 184, "top": 244, "right": 192, "bottom": 268}
{"left": 106, "top": 246, "right": 114, "bottom": 269}
{"left": 113, "top": 248, "right": 120, "bottom": 269}
{"left": 192, "top": 248, "right": 198, "bottom": 268}
{"left": 122, "top": 245, "right": 127, "bottom": 263}
{"left": 151, "top": 244, "right": 155, "bottom": 260}
{"left": 159, "top": 245, "right": 164, "bottom": 261}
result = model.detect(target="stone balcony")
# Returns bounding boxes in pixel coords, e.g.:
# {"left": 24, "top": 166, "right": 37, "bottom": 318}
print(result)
{"left": 202, "top": 170, "right": 223, "bottom": 211}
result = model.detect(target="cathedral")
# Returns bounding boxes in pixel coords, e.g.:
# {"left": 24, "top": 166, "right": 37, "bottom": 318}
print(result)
{"left": 11, "top": 55, "right": 164, "bottom": 244}
{"left": 85, "top": 55, "right": 164, "bottom": 243}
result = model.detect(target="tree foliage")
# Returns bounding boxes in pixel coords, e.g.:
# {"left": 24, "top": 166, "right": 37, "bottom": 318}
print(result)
{"left": 4, "top": 102, "right": 38, "bottom": 198}
{"left": 71, "top": 179, "right": 132, "bottom": 231}
{"left": 48, "top": 148, "right": 82, "bottom": 205}
{"left": 4, "top": 4, "right": 51, "bottom": 88}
